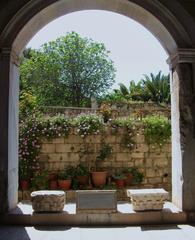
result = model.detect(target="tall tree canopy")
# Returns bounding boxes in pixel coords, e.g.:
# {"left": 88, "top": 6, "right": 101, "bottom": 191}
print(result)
{"left": 20, "top": 31, "right": 116, "bottom": 107}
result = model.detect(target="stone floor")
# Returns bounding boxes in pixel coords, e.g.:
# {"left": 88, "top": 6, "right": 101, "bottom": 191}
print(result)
{"left": 12, "top": 201, "right": 181, "bottom": 214}
{"left": 1, "top": 202, "right": 195, "bottom": 239}
{"left": 0, "top": 224, "right": 195, "bottom": 240}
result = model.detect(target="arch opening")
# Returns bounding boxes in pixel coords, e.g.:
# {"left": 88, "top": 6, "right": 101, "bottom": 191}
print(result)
{"left": 1, "top": 0, "right": 194, "bottom": 214}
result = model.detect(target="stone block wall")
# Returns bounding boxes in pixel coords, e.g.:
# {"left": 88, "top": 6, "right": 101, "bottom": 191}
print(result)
{"left": 39, "top": 127, "right": 171, "bottom": 191}
{"left": 40, "top": 102, "right": 170, "bottom": 119}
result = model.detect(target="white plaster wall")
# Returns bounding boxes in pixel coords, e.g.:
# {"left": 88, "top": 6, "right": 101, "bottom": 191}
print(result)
{"left": 8, "top": 62, "right": 19, "bottom": 210}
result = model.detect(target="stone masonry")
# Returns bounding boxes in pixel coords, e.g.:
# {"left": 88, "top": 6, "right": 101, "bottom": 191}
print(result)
{"left": 39, "top": 127, "right": 171, "bottom": 192}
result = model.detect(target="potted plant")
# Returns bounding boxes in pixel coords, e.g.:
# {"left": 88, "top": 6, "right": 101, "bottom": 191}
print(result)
{"left": 31, "top": 170, "right": 49, "bottom": 190}
{"left": 91, "top": 144, "right": 112, "bottom": 188}
{"left": 122, "top": 168, "right": 133, "bottom": 186}
{"left": 130, "top": 167, "right": 144, "bottom": 184}
{"left": 58, "top": 166, "right": 74, "bottom": 190}
{"left": 112, "top": 170, "right": 126, "bottom": 188}
{"left": 75, "top": 163, "right": 90, "bottom": 187}
{"left": 19, "top": 159, "right": 30, "bottom": 190}
{"left": 48, "top": 172, "right": 58, "bottom": 190}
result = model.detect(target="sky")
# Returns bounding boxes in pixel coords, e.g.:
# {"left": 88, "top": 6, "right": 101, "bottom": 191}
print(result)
{"left": 27, "top": 10, "right": 169, "bottom": 89}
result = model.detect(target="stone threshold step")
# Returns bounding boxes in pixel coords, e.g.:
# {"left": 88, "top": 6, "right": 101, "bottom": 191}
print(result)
{"left": 0, "top": 211, "right": 193, "bottom": 226}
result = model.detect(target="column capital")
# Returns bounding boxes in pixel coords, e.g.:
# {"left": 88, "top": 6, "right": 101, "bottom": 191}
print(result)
{"left": 0, "top": 47, "right": 20, "bottom": 66}
{"left": 0, "top": 47, "right": 11, "bottom": 59}
{"left": 167, "top": 48, "right": 195, "bottom": 69}
{"left": 11, "top": 49, "right": 20, "bottom": 67}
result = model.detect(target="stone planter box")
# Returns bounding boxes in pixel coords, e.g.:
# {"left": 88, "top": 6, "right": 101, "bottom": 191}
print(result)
{"left": 127, "top": 188, "right": 169, "bottom": 211}
{"left": 31, "top": 190, "right": 65, "bottom": 212}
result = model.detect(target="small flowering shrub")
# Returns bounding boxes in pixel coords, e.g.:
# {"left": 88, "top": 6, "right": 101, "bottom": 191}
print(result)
{"left": 19, "top": 115, "right": 42, "bottom": 180}
{"left": 75, "top": 114, "right": 104, "bottom": 137}
{"left": 143, "top": 115, "right": 171, "bottom": 148}
{"left": 41, "top": 115, "right": 70, "bottom": 139}
{"left": 19, "top": 113, "right": 70, "bottom": 181}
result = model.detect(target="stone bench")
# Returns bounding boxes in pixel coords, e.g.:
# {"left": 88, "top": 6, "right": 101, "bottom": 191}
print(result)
{"left": 31, "top": 190, "right": 65, "bottom": 212}
{"left": 127, "top": 188, "right": 169, "bottom": 211}
{"left": 76, "top": 190, "right": 117, "bottom": 213}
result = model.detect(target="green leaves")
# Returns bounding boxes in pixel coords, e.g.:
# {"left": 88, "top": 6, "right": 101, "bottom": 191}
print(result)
{"left": 143, "top": 115, "right": 171, "bottom": 148}
{"left": 20, "top": 31, "right": 116, "bottom": 107}
{"left": 100, "top": 71, "right": 170, "bottom": 104}
{"left": 142, "top": 71, "right": 170, "bottom": 104}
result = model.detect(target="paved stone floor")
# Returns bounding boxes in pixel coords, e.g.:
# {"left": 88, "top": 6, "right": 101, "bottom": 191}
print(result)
{"left": 0, "top": 224, "right": 195, "bottom": 240}
{"left": 12, "top": 201, "right": 181, "bottom": 214}
{"left": 1, "top": 202, "right": 192, "bottom": 240}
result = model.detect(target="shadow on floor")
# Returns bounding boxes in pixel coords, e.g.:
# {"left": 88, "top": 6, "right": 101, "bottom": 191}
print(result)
{"left": 34, "top": 226, "right": 71, "bottom": 231}
{"left": 9, "top": 206, "right": 25, "bottom": 214}
{"left": 0, "top": 226, "right": 31, "bottom": 240}
{"left": 32, "top": 210, "right": 70, "bottom": 215}
{"left": 141, "top": 225, "right": 181, "bottom": 231}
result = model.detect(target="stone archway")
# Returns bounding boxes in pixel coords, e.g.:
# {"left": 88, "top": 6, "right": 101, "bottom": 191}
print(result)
{"left": 1, "top": 0, "right": 195, "bottom": 213}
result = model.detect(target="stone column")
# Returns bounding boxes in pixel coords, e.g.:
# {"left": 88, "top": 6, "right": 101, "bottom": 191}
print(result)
{"left": 168, "top": 49, "right": 195, "bottom": 211}
{"left": 8, "top": 50, "right": 20, "bottom": 210}
{"left": 0, "top": 48, "right": 11, "bottom": 213}
{"left": 0, "top": 48, "right": 19, "bottom": 213}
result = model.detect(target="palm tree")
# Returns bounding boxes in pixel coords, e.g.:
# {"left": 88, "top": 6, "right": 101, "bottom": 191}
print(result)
{"left": 142, "top": 71, "right": 170, "bottom": 104}
{"left": 118, "top": 83, "right": 129, "bottom": 96}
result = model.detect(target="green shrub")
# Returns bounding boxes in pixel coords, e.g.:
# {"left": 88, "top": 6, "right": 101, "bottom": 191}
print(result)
{"left": 19, "top": 91, "right": 37, "bottom": 118}
{"left": 111, "top": 118, "right": 137, "bottom": 151}
{"left": 75, "top": 164, "right": 89, "bottom": 176}
{"left": 143, "top": 115, "right": 171, "bottom": 148}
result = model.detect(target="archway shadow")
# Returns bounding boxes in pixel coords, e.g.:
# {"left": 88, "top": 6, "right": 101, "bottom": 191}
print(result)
{"left": 34, "top": 226, "right": 71, "bottom": 231}
{"left": 0, "top": 226, "right": 31, "bottom": 240}
{"left": 141, "top": 225, "right": 181, "bottom": 231}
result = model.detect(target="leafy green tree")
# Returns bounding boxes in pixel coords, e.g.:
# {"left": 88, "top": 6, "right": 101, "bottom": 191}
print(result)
{"left": 20, "top": 32, "right": 116, "bottom": 107}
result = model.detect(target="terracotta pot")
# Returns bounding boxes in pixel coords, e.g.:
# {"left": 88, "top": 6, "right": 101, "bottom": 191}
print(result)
{"left": 49, "top": 173, "right": 57, "bottom": 181}
{"left": 91, "top": 171, "right": 107, "bottom": 188}
{"left": 58, "top": 179, "right": 71, "bottom": 190}
{"left": 124, "top": 173, "right": 133, "bottom": 186}
{"left": 49, "top": 180, "right": 58, "bottom": 190}
{"left": 20, "top": 180, "right": 30, "bottom": 190}
{"left": 77, "top": 175, "right": 89, "bottom": 186}
{"left": 115, "top": 179, "right": 125, "bottom": 188}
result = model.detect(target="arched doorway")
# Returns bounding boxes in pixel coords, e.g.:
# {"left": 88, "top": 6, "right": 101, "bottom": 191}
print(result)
{"left": 0, "top": 0, "right": 195, "bottom": 213}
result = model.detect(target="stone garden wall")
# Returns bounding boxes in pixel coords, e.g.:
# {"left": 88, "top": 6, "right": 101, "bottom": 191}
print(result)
{"left": 40, "top": 102, "right": 170, "bottom": 118}
{"left": 39, "top": 127, "right": 171, "bottom": 192}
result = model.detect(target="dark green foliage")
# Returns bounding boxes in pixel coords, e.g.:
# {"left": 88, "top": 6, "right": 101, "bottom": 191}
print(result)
{"left": 96, "top": 144, "right": 112, "bottom": 161}
{"left": 58, "top": 166, "right": 75, "bottom": 180}
{"left": 142, "top": 71, "right": 170, "bottom": 104}
{"left": 112, "top": 169, "right": 126, "bottom": 180}
{"left": 31, "top": 171, "right": 49, "bottom": 190}
{"left": 130, "top": 167, "right": 144, "bottom": 183}
{"left": 99, "top": 71, "right": 170, "bottom": 104}
{"left": 75, "top": 164, "right": 90, "bottom": 176}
